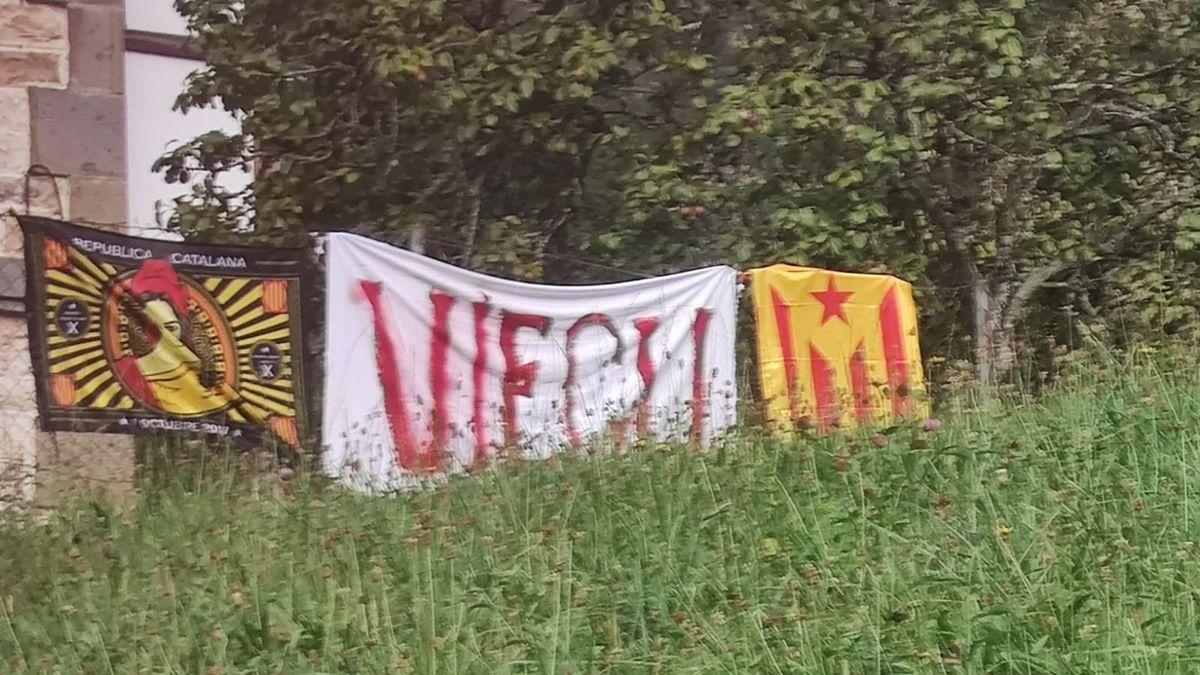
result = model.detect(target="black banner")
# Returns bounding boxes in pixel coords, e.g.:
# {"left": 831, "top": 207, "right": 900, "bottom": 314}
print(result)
{"left": 19, "top": 216, "right": 313, "bottom": 447}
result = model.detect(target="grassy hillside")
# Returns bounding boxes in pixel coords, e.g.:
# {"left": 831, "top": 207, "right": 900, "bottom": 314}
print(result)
{"left": 4, "top": 354, "right": 1200, "bottom": 673}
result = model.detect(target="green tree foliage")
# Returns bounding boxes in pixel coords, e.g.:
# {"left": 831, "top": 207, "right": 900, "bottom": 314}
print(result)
{"left": 622, "top": 0, "right": 1200, "bottom": 381}
{"left": 160, "top": 0, "right": 1200, "bottom": 381}
{"left": 162, "top": 0, "right": 716, "bottom": 279}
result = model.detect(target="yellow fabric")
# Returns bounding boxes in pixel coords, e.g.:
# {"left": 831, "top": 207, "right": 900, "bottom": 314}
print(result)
{"left": 748, "top": 264, "right": 929, "bottom": 432}
{"left": 141, "top": 361, "right": 236, "bottom": 416}
{"left": 135, "top": 302, "right": 237, "bottom": 416}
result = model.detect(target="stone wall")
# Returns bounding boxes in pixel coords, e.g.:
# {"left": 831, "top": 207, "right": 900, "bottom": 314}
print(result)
{"left": 0, "top": 0, "right": 133, "bottom": 509}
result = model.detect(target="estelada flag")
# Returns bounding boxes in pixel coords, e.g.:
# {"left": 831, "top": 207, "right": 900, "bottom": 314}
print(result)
{"left": 747, "top": 264, "right": 929, "bottom": 432}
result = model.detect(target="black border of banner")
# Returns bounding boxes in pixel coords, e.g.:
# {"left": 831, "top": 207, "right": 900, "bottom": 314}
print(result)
{"left": 17, "top": 215, "right": 316, "bottom": 448}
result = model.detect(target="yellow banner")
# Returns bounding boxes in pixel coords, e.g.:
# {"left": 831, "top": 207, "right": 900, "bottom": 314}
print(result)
{"left": 748, "top": 265, "right": 928, "bottom": 431}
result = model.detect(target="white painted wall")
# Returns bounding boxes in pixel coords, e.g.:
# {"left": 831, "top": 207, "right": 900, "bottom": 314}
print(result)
{"left": 125, "top": 0, "right": 189, "bottom": 36}
{"left": 124, "top": 0, "right": 250, "bottom": 238}
{"left": 124, "top": 52, "right": 250, "bottom": 238}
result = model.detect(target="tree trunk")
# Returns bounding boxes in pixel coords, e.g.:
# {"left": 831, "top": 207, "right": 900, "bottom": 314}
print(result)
{"left": 460, "top": 175, "right": 484, "bottom": 266}
{"left": 971, "top": 279, "right": 997, "bottom": 386}
{"left": 409, "top": 224, "right": 426, "bottom": 254}
{"left": 939, "top": 209, "right": 1010, "bottom": 386}
{"left": 969, "top": 282, "right": 1023, "bottom": 388}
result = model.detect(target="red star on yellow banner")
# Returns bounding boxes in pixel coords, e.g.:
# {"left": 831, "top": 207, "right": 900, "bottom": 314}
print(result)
{"left": 811, "top": 278, "right": 853, "bottom": 325}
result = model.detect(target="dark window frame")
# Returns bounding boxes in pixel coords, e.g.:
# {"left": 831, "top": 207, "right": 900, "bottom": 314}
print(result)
{"left": 125, "top": 30, "right": 202, "bottom": 61}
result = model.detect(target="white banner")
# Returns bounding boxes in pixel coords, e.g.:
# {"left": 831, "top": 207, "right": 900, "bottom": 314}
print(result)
{"left": 321, "top": 233, "right": 738, "bottom": 491}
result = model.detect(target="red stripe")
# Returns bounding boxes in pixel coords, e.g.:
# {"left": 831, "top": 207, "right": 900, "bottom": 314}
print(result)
{"left": 633, "top": 317, "right": 661, "bottom": 437}
{"left": 690, "top": 308, "right": 713, "bottom": 449}
{"left": 500, "top": 311, "right": 552, "bottom": 449}
{"left": 850, "top": 339, "right": 872, "bottom": 423}
{"left": 809, "top": 342, "right": 839, "bottom": 430}
{"left": 879, "top": 284, "right": 913, "bottom": 416}
{"left": 564, "top": 313, "right": 623, "bottom": 447}
{"left": 426, "top": 291, "right": 456, "bottom": 470}
{"left": 359, "top": 280, "right": 421, "bottom": 471}
{"left": 471, "top": 300, "right": 491, "bottom": 465}
{"left": 770, "top": 287, "right": 800, "bottom": 426}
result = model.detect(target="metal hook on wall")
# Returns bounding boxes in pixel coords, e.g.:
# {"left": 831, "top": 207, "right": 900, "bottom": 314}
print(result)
{"left": 24, "top": 165, "right": 67, "bottom": 218}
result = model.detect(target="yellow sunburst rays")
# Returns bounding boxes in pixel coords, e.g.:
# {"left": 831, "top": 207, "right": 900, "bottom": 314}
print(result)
{"left": 233, "top": 327, "right": 295, "bottom": 419}
{"left": 42, "top": 247, "right": 134, "bottom": 410}
{"left": 208, "top": 278, "right": 298, "bottom": 425}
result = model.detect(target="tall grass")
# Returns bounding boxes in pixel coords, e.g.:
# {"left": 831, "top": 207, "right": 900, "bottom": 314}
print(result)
{"left": 4, "top": 351, "right": 1200, "bottom": 673}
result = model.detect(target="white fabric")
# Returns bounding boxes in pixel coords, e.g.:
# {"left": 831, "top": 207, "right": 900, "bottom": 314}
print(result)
{"left": 321, "top": 232, "right": 738, "bottom": 491}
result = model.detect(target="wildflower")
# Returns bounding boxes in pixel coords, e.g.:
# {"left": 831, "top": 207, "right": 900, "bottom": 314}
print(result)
{"left": 60, "top": 604, "right": 77, "bottom": 616}
{"left": 803, "top": 566, "right": 821, "bottom": 585}
{"left": 760, "top": 538, "right": 780, "bottom": 558}
{"left": 932, "top": 493, "right": 951, "bottom": 519}
{"left": 833, "top": 456, "right": 851, "bottom": 472}
{"left": 572, "top": 586, "right": 590, "bottom": 607}
{"left": 922, "top": 418, "right": 942, "bottom": 432}
{"left": 998, "top": 523, "right": 1013, "bottom": 537}
{"left": 787, "top": 605, "right": 809, "bottom": 622}
{"left": 871, "top": 434, "right": 888, "bottom": 448}
{"left": 995, "top": 468, "right": 1010, "bottom": 484}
